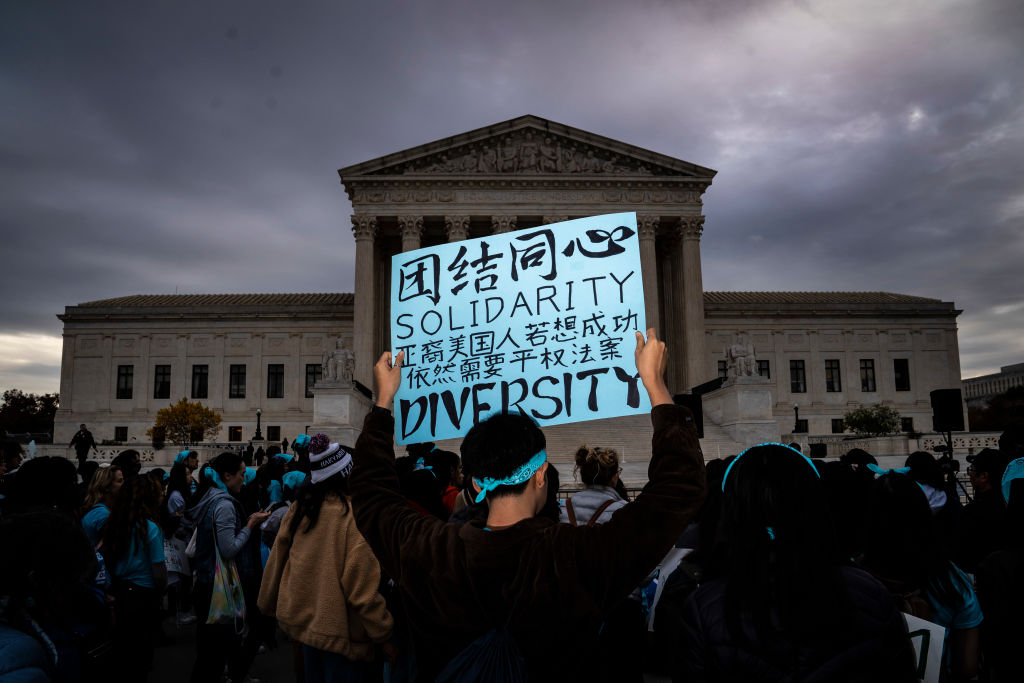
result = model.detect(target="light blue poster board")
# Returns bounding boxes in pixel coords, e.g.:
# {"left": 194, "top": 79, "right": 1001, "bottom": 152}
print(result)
{"left": 390, "top": 212, "right": 648, "bottom": 444}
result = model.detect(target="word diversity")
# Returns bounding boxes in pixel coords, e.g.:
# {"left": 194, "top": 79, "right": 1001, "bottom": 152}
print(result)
{"left": 390, "top": 212, "right": 649, "bottom": 443}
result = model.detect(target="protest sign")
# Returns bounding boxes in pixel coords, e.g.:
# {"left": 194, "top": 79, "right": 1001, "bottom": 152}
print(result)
{"left": 390, "top": 212, "right": 648, "bottom": 444}
{"left": 903, "top": 612, "right": 945, "bottom": 683}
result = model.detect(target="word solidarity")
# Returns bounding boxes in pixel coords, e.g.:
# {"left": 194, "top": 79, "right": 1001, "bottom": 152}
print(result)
{"left": 391, "top": 212, "right": 648, "bottom": 443}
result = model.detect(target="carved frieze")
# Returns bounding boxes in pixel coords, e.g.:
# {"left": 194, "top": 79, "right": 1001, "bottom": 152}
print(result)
{"left": 368, "top": 129, "right": 683, "bottom": 177}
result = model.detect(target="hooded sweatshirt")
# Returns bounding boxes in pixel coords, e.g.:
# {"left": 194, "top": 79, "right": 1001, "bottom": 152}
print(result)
{"left": 186, "top": 487, "right": 255, "bottom": 584}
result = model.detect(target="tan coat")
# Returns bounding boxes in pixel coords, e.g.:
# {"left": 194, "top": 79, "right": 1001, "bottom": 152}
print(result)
{"left": 257, "top": 495, "right": 392, "bottom": 659}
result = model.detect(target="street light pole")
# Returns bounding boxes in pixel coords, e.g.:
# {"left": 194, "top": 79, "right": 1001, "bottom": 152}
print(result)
{"left": 254, "top": 408, "right": 263, "bottom": 441}
{"left": 793, "top": 404, "right": 800, "bottom": 433}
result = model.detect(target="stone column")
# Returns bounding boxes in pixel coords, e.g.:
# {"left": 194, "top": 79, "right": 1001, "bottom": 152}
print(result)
{"left": 398, "top": 215, "right": 423, "bottom": 252}
{"left": 680, "top": 215, "right": 708, "bottom": 390}
{"left": 542, "top": 215, "right": 568, "bottom": 225}
{"left": 351, "top": 215, "right": 377, "bottom": 388}
{"left": 445, "top": 215, "right": 470, "bottom": 242}
{"left": 491, "top": 215, "right": 517, "bottom": 234}
{"left": 637, "top": 215, "right": 661, "bottom": 343}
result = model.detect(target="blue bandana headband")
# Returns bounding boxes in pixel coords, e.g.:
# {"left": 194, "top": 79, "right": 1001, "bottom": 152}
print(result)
{"left": 174, "top": 450, "right": 192, "bottom": 465}
{"left": 721, "top": 442, "right": 820, "bottom": 492}
{"left": 273, "top": 452, "right": 294, "bottom": 463}
{"left": 244, "top": 466, "right": 257, "bottom": 485}
{"left": 866, "top": 464, "right": 912, "bottom": 476}
{"left": 283, "top": 470, "right": 307, "bottom": 491}
{"left": 473, "top": 449, "right": 548, "bottom": 504}
{"left": 205, "top": 466, "right": 227, "bottom": 492}
{"left": 293, "top": 434, "right": 311, "bottom": 449}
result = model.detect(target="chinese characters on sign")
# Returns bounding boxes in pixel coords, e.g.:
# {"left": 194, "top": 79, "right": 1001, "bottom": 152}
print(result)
{"left": 390, "top": 212, "right": 648, "bottom": 443}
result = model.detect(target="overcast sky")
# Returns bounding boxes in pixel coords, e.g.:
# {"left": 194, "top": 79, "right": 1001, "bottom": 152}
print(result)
{"left": 2, "top": 0, "right": 1022, "bottom": 395}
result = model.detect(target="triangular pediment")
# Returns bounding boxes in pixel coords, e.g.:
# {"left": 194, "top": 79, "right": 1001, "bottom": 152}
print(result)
{"left": 339, "top": 115, "right": 716, "bottom": 179}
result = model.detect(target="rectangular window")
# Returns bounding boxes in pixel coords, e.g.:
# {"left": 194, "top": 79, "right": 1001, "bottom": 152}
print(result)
{"left": 831, "top": 418, "right": 845, "bottom": 434}
{"left": 229, "top": 365, "right": 246, "bottom": 399}
{"left": 894, "top": 359, "right": 911, "bottom": 391}
{"left": 825, "top": 359, "right": 842, "bottom": 392}
{"left": 717, "top": 360, "right": 728, "bottom": 379}
{"left": 267, "top": 364, "right": 284, "bottom": 398}
{"left": 860, "top": 359, "right": 876, "bottom": 392}
{"left": 757, "top": 360, "right": 771, "bottom": 379}
{"left": 116, "top": 365, "right": 134, "bottom": 400}
{"left": 191, "top": 364, "right": 209, "bottom": 399}
{"left": 267, "top": 426, "right": 281, "bottom": 442}
{"left": 153, "top": 365, "right": 171, "bottom": 399}
{"left": 305, "top": 363, "right": 322, "bottom": 398}
{"left": 114, "top": 426, "right": 128, "bottom": 442}
{"left": 794, "top": 419, "right": 809, "bottom": 433}
{"left": 228, "top": 426, "right": 242, "bottom": 442}
{"left": 790, "top": 360, "right": 806, "bottom": 393}
{"left": 901, "top": 417, "right": 914, "bottom": 433}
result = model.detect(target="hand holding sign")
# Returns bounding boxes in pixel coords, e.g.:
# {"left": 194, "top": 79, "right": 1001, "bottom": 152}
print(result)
{"left": 374, "top": 351, "right": 405, "bottom": 409}
{"left": 635, "top": 329, "right": 672, "bottom": 407}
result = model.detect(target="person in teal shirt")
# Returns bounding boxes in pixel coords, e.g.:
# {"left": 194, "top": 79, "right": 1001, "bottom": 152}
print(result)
{"left": 80, "top": 465, "right": 123, "bottom": 546}
{"left": 100, "top": 474, "right": 167, "bottom": 682}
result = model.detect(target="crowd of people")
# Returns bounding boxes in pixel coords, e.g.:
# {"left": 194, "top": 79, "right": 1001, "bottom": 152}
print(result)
{"left": 1, "top": 329, "right": 1022, "bottom": 682}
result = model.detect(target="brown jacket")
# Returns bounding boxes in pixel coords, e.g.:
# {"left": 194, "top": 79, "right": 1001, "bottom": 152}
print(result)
{"left": 257, "top": 496, "right": 392, "bottom": 659}
{"left": 351, "top": 404, "right": 706, "bottom": 682}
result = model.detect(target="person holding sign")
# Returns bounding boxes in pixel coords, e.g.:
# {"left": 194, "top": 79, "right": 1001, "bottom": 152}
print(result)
{"left": 350, "top": 329, "right": 706, "bottom": 681}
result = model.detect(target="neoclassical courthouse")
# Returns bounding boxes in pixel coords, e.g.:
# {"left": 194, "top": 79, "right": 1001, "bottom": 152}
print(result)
{"left": 53, "top": 116, "right": 965, "bottom": 463}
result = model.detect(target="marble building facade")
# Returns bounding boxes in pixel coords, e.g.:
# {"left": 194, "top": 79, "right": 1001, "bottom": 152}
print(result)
{"left": 52, "top": 116, "right": 966, "bottom": 462}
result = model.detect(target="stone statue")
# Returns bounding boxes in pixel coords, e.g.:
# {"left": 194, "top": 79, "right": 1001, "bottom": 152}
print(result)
{"left": 339, "top": 348, "right": 355, "bottom": 384}
{"left": 477, "top": 145, "right": 497, "bottom": 173}
{"left": 539, "top": 138, "right": 559, "bottom": 173}
{"left": 518, "top": 131, "right": 539, "bottom": 172}
{"left": 726, "top": 333, "right": 758, "bottom": 378}
{"left": 499, "top": 141, "right": 518, "bottom": 173}
{"left": 323, "top": 349, "right": 338, "bottom": 381}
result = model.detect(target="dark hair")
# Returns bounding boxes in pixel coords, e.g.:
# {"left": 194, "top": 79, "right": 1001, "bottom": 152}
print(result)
{"left": 79, "top": 460, "right": 101, "bottom": 485}
{"left": 1000, "top": 425, "right": 1024, "bottom": 460}
{"left": 191, "top": 452, "right": 243, "bottom": 503}
{"left": 288, "top": 467, "right": 350, "bottom": 536}
{"left": 574, "top": 445, "right": 620, "bottom": 487}
{"left": 400, "top": 468, "right": 448, "bottom": 519}
{"left": 6, "top": 457, "right": 79, "bottom": 515}
{"left": 461, "top": 412, "right": 545, "bottom": 500}
{"left": 0, "top": 511, "right": 96, "bottom": 619}
{"left": 840, "top": 448, "right": 877, "bottom": 468}
{"left": 904, "top": 451, "right": 944, "bottom": 490}
{"left": 166, "top": 462, "right": 191, "bottom": 501}
{"left": 427, "top": 449, "right": 461, "bottom": 485}
{"left": 101, "top": 474, "right": 163, "bottom": 566}
{"left": 712, "top": 444, "right": 850, "bottom": 647}
{"left": 111, "top": 449, "right": 141, "bottom": 479}
{"left": 861, "top": 473, "right": 967, "bottom": 610}
{"left": 819, "top": 460, "right": 873, "bottom": 560}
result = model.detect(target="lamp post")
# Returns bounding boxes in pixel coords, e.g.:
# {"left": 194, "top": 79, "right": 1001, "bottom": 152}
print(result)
{"left": 793, "top": 404, "right": 800, "bottom": 433}
{"left": 253, "top": 408, "right": 263, "bottom": 441}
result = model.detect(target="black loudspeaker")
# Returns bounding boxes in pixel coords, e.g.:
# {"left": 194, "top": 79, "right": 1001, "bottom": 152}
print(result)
{"left": 809, "top": 443, "right": 827, "bottom": 459}
{"left": 673, "top": 393, "right": 704, "bottom": 439}
{"left": 930, "top": 389, "right": 965, "bottom": 432}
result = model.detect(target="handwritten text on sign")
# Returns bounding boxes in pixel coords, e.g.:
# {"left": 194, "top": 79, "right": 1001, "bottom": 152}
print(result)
{"left": 390, "top": 212, "right": 649, "bottom": 444}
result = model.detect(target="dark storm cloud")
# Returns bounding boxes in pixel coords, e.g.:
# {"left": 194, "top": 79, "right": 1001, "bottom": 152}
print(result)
{"left": 1, "top": 0, "right": 1022, "bottom": 392}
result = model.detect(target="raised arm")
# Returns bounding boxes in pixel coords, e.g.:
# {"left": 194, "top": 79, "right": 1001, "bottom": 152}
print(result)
{"left": 350, "top": 351, "right": 449, "bottom": 581}
{"left": 564, "top": 329, "right": 706, "bottom": 609}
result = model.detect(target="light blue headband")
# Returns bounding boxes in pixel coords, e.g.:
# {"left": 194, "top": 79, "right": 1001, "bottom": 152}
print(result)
{"left": 205, "top": 466, "right": 227, "bottom": 492}
{"left": 243, "top": 466, "right": 257, "bottom": 485}
{"left": 273, "top": 452, "right": 294, "bottom": 463}
{"left": 174, "top": 450, "right": 192, "bottom": 465}
{"left": 473, "top": 449, "right": 548, "bottom": 504}
{"left": 866, "top": 464, "right": 912, "bottom": 477}
{"left": 283, "top": 470, "right": 307, "bottom": 491}
{"left": 721, "top": 442, "right": 820, "bottom": 492}
{"left": 293, "top": 434, "right": 311, "bottom": 449}
{"left": 1001, "top": 457, "right": 1024, "bottom": 503}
